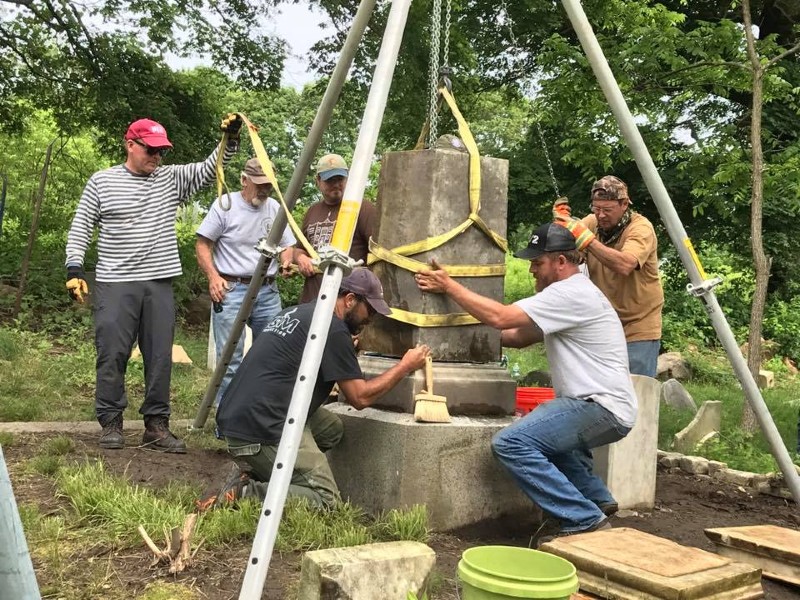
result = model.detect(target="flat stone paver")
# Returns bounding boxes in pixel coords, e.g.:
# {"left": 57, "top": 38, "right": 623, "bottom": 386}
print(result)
{"left": 542, "top": 527, "right": 763, "bottom": 599}
{"left": 706, "top": 525, "right": 800, "bottom": 586}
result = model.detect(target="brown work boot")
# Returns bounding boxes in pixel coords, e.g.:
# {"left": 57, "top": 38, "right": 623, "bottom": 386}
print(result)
{"left": 98, "top": 414, "right": 124, "bottom": 449}
{"left": 142, "top": 416, "right": 187, "bottom": 454}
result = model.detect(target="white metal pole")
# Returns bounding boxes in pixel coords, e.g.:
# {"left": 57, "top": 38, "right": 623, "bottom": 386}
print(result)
{"left": 238, "top": 0, "right": 414, "bottom": 597}
{"left": 0, "top": 446, "right": 41, "bottom": 599}
{"left": 191, "top": 0, "right": 379, "bottom": 430}
{"left": 560, "top": 0, "right": 800, "bottom": 501}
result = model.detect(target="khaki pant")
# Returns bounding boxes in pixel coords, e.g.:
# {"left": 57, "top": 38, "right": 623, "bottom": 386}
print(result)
{"left": 225, "top": 407, "right": 343, "bottom": 508}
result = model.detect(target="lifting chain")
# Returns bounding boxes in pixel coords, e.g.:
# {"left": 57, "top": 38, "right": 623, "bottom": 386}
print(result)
{"left": 536, "top": 121, "right": 560, "bottom": 198}
{"left": 427, "top": 0, "right": 452, "bottom": 148}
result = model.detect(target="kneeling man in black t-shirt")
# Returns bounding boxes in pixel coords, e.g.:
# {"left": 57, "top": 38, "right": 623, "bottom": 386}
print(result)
{"left": 211, "top": 268, "right": 430, "bottom": 509}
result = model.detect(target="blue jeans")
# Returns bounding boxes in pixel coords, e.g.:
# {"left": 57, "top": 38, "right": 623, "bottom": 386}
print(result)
{"left": 491, "top": 397, "right": 631, "bottom": 532}
{"left": 213, "top": 281, "right": 282, "bottom": 406}
{"left": 627, "top": 340, "right": 660, "bottom": 377}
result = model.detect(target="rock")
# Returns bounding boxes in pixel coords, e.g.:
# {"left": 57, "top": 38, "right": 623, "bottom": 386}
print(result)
{"left": 184, "top": 293, "right": 211, "bottom": 327}
{"left": 740, "top": 339, "right": 779, "bottom": 361}
{"left": 131, "top": 344, "right": 193, "bottom": 364}
{"left": 757, "top": 370, "right": 774, "bottom": 389}
{"left": 297, "top": 541, "right": 436, "bottom": 600}
{"left": 679, "top": 455, "right": 709, "bottom": 475}
{"left": 783, "top": 356, "right": 798, "bottom": 376}
{"left": 707, "top": 460, "right": 728, "bottom": 476}
{"left": 672, "top": 401, "right": 722, "bottom": 454}
{"left": 713, "top": 468, "right": 757, "bottom": 487}
{"left": 657, "top": 352, "right": 692, "bottom": 381}
{"left": 520, "top": 370, "right": 551, "bottom": 387}
{"left": 660, "top": 379, "right": 697, "bottom": 412}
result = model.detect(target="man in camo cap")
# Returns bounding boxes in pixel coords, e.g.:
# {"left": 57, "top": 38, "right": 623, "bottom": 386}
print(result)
{"left": 553, "top": 176, "right": 663, "bottom": 377}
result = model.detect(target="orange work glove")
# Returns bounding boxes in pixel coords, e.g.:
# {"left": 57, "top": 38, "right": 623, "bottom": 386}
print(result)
{"left": 552, "top": 197, "right": 572, "bottom": 219}
{"left": 555, "top": 216, "right": 595, "bottom": 251}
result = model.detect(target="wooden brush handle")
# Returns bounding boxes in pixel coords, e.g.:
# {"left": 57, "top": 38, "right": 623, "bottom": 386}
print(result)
{"left": 425, "top": 355, "right": 434, "bottom": 394}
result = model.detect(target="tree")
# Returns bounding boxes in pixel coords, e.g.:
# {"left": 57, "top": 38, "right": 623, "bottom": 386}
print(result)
{"left": 0, "top": 0, "right": 286, "bottom": 149}
{"left": 740, "top": 0, "right": 800, "bottom": 431}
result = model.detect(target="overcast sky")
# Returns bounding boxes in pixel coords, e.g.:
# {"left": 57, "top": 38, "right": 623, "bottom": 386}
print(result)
{"left": 166, "top": 1, "right": 331, "bottom": 89}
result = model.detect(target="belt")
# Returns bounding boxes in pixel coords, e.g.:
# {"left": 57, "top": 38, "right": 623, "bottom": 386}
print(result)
{"left": 219, "top": 273, "right": 275, "bottom": 285}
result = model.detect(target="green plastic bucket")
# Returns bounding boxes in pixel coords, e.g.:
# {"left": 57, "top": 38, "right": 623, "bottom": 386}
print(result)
{"left": 457, "top": 545, "right": 579, "bottom": 599}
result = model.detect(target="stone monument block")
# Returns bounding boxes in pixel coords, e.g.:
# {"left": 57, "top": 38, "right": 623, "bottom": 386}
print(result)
{"left": 359, "top": 354, "right": 516, "bottom": 415}
{"left": 593, "top": 375, "right": 661, "bottom": 510}
{"left": 361, "top": 149, "right": 509, "bottom": 363}
{"left": 326, "top": 404, "right": 535, "bottom": 530}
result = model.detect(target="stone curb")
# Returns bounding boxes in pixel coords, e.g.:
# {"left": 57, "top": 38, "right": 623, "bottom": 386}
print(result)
{"left": 657, "top": 449, "right": 795, "bottom": 501}
{"left": 0, "top": 419, "right": 195, "bottom": 434}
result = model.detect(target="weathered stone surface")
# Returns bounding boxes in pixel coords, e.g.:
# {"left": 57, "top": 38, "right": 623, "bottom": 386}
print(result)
{"left": 714, "top": 468, "right": 757, "bottom": 487}
{"left": 660, "top": 378, "right": 697, "bottom": 412}
{"left": 656, "top": 352, "right": 692, "bottom": 381}
{"left": 360, "top": 355, "right": 515, "bottom": 416}
{"left": 593, "top": 375, "right": 661, "bottom": 510}
{"left": 706, "top": 525, "right": 800, "bottom": 586}
{"left": 672, "top": 401, "right": 722, "bottom": 454}
{"left": 542, "top": 527, "right": 762, "bottom": 600}
{"left": 297, "top": 541, "right": 436, "bottom": 600}
{"left": 326, "top": 404, "right": 535, "bottom": 530}
{"left": 360, "top": 150, "right": 509, "bottom": 363}
{"left": 680, "top": 455, "right": 709, "bottom": 475}
{"left": 708, "top": 460, "right": 729, "bottom": 476}
{"left": 658, "top": 452, "right": 683, "bottom": 468}
{"left": 757, "top": 370, "right": 775, "bottom": 389}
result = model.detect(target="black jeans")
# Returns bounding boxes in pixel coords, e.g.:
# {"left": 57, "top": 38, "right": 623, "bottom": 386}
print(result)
{"left": 93, "top": 280, "right": 175, "bottom": 425}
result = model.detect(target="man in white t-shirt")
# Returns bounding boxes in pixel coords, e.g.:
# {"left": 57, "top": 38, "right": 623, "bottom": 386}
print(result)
{"left": 196, "top": 157, "right": 296, "bottom": 405}
{"left": 416, "top": 221, "right": 637, "bottom": 543}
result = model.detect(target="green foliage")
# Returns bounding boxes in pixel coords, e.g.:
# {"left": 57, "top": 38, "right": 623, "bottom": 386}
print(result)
{"left": 27, "top": 454, "right": 63, "bottom": 476}
{"left": 0, "top": 327, "right": 22, "bottom": 361}
{"left": 378, "top": 504, "right": 430, "bottom": 543}
{"left": 504, "top": 254, "right": 535, "bottom": 304}
{"left": 0, "top": 431, "right": 15, "bottom": 446}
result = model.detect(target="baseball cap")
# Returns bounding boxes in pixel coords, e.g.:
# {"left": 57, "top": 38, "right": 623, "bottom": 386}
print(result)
{"left": 340, "top": 268, "right": 391, "bottom": 315}
{"left": 591, "top": 175, "right": 630, "bottom": 203}
{"left": 124, "top": 118, "right": 173, "bottom": 148}
{"left": 316, "top": 154, "right": 348, "bottom": 181}
{"left": 514, "top": 223, "right": 576, "bottom": 259}
{"left": 243, "top": 157, "right": 272, "bottom": 185}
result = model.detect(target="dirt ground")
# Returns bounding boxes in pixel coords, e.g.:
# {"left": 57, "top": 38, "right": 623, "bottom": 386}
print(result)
{"left": 4, "top": 431, "right": 799, "bottom": 600}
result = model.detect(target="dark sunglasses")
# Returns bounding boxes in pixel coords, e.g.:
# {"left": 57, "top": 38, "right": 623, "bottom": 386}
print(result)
{"left": 132, "top": 138, "right": 170, "bottom": 157}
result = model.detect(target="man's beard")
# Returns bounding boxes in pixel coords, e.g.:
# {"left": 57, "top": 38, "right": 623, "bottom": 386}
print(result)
{"left": 343, "top": 310, "right": 366, "bottom": 336}
{"left": 250, "top": 196, "right": 265, "bottom": 207}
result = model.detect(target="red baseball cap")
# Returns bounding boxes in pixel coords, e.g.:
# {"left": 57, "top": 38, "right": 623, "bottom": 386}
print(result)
{"left": 124, "top": 119, "right": 173, "bottom": 148}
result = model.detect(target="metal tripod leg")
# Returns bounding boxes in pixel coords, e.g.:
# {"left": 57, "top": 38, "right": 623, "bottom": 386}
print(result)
{"left": 237, "top": 0, "right": 413, "bottom": 596}
{"left": 561, "top": 0, "right": 800, "bottom": 502}
{"left": 191, "top": 0, "right": 380, "bottom": 431}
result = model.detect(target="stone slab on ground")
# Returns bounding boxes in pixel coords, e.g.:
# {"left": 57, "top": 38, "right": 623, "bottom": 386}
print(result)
{"left": 593, "top": 375, "right": 660, "bottom": 510}
{"left": 326, "top": 403, "right": 534, "bottom": 531}
{"left": 661, "top": 378, "right": 697, "bottom": 412}
{"left": 705, "top": 525, "right": 800, "bottom": 586}
{"left": 673, "top": 401, "right": 722, "bottom": 454}
{"left": 359, "top": 355, "right": 516, "bottom": 416}
{"left": 297, "top": 541, "right": 435, "bottom": 600}
{"left": 130, "top": 344, "right": 192, "bottom": 364}
{"left": 542, "top": 527, "right": 763, "bottom": 599}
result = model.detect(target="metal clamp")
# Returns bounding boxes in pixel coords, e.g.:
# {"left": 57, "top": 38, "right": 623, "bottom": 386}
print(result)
{"left": 438, "top": 67, "right": 453, "bottom": 92}
{"left": 315, "top": 245, "right": 362, "bottom": 276}
{"left": 255, "top": 237, "right": 282, "bottom": 259}
{"left": 686, "top": 277, "right": 723, "bottom": 297}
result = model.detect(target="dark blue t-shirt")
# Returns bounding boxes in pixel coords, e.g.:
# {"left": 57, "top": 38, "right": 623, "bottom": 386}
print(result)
{"left": 216, "top": 302, "right": 362, "bottom": 444}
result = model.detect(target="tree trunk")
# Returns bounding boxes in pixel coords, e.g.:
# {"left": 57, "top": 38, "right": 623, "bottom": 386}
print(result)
{"left": 741, "top": 0, "right": 769, "bottom": 433}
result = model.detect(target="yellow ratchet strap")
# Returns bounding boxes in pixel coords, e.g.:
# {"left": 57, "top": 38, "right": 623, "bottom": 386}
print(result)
{"left": 368, "top": 87, "right": 508, "bottom": 326}
{"left": 215, "top": 113, "right": 319, "bottom": 261}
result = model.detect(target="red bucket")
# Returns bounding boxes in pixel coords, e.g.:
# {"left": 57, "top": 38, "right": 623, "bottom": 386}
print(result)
{"left": 515, "top": 387, "right": 556, "bottom": 415}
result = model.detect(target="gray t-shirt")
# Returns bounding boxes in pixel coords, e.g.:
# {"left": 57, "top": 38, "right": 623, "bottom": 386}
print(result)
{"left": 514, "top": 273, "right": 637, "bottom": 427}
{"left": 196, "top": 191, "right": 296, "bottom": 277}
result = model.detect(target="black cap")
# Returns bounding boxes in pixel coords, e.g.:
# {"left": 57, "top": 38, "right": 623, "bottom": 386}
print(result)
{"left": 340, "top": 268, "right": 391, "bottom": 315}
{"left": 514, "top": 223, "right": 576, "bottom": 259}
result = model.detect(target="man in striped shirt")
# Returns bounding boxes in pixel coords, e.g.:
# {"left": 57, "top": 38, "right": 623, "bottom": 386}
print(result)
{"left": 65, "top": 116, "right": 241, "bottom": 452}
